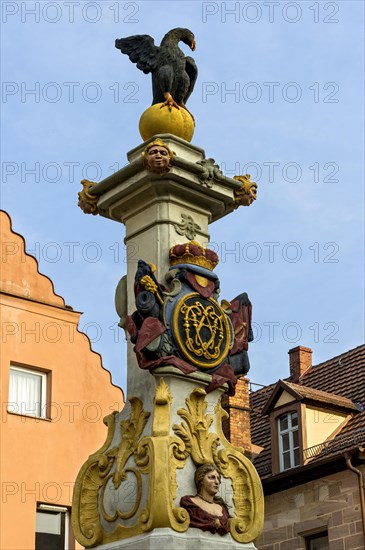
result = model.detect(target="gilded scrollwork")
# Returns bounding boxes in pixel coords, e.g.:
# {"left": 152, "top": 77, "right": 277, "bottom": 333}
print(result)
{"left": 131, "top": 378, "right": 190, "bottom": 534}
{"left": 113, "top": 397, "right": 150, "bottom": 488}
{"left": 72, "top": 399, "right": 151, "bottom": 547}
{"left": 72, "top": 383, "right": 263, "bottom": 547}
{"left": 215, "top": 399, "right": 264, "bottom": 543}
{"left": 78, "top": 179, "right": 100, "bottom": 215}
{"left": 71, "top": 412, "right": 118, "bottom": 547}
{"left": 100, "top": 468, "right": 142, "bottom": 522}
{"left": 152, "top": 377, "right": 172, "bottom": 436}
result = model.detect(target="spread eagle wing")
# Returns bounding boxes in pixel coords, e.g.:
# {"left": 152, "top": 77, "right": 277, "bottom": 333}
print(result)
{"left": 115, "top": 34, "right": 160, "bottom": 74}
{"left": 184, "top": 56, "right": 198, "bottom": 102}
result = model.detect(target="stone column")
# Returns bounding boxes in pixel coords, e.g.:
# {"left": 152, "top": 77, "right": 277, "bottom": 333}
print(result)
{"left": 72, "top": 134, "right": 264, "bottom": 549}
{"left": 92, "top": 134, "right": 241, "bottom": 399}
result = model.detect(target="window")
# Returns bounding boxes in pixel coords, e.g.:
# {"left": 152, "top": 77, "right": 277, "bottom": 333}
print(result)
{"left": 305, "top": 532, "right": 329, "bottom": 550}
{"left": 36, "top": 504, "right": 70, "bottom": 550}
{"left": 8, "top": 365, "right": 47, "bottom": 418}
{"left": 278, "top": 411, "right": 300, "bottom": 471}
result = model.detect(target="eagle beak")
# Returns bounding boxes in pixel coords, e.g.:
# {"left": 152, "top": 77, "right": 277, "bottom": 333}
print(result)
{"left": 190, "top": 40, "right": 196, "bottom": 51}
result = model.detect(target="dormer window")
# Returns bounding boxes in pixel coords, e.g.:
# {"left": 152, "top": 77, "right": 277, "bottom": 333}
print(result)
{"left": 278, "top": 411, "right": 300, "bottom": 471}
{"left": 260, "top": 378, "right": 358, "bottom": 476}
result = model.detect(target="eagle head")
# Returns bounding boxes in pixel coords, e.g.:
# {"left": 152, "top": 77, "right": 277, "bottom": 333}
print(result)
{"left": 181, "top": 28, "right": 196, "bottom": 51}
{"left": 166, "top": 28, "right": 196, "bottom": 51}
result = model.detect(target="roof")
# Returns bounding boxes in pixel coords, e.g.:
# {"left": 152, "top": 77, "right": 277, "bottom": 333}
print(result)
{"left": 250, "top": 344, "right": 365, "bottom": 478}
{"left": 261, "top": 379, "right": 359, "bottom": 416}
{"left": 0, "top": 210, "right": 66, "bottom": 308}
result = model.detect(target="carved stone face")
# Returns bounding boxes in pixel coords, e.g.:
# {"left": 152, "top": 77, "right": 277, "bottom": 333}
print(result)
{"left": 145, "top": 146, "right": 171, "bottom": 173}
{"left": 200, "top": 469, "right": 221, "bottom": 497}
{"left": 248, "top": 184, "right": 257, "bottom": 204}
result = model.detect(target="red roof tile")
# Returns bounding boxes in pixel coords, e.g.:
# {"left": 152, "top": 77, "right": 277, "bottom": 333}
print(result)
{"left": 250, "top": 344, "right": 365, "bottom": 477}
{"left": 283, "top": 381, "right": 358, "bottom": 411}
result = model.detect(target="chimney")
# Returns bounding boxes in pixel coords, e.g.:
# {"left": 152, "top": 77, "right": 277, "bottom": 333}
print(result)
{"left": 288, "top": 346, "right": 312, "bottom": 382}
{"left": 221, "top": 377, "right": 252, "bottom": 454}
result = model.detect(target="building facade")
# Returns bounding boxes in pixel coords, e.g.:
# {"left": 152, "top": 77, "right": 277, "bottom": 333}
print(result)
{"left": 249, "top": 345, "right": 365, "bottom": 550}
{"left": 0, "top": 211, "right": 124, "bottom": 550}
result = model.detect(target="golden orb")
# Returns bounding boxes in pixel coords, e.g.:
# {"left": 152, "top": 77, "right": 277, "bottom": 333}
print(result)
{"left": 139, "top": 103, "right": 195, "bottom": 142}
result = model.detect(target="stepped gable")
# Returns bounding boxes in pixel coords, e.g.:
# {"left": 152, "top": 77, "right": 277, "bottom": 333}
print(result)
{"left": 250, "top": 344, "right": 365, "bottom": 477}
{"left": 0, "top": 211, "right": 65, "bottom": 308}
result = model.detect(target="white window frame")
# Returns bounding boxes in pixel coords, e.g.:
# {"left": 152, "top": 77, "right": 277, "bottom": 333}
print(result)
{"left": 8, "top": 365, "right": 48, "bottom": 418}
{"left": 36, "top": 504, "right": 70, "bottom": 550}
{"left": 278, "top": 411, "right": 300, "bottom": 471}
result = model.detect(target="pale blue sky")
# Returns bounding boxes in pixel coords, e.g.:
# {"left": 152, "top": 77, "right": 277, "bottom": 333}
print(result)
{"left": 2, "top": 1, "right": 364, "bottom": 392}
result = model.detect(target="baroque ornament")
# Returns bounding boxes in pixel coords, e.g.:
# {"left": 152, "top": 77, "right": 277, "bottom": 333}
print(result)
{"left": 72, "top": 381, "right": 263, "bottom": 546}
{"left": 173, "top": 293, "right": 231, "bottom": 368}
{"left": 72, "top": 378, "right": 196, "bottom": 546}
{"left": 197, "top": 158, "right": 223, "bottom": 188}
{"left": 125, "top": 242, "right": 254, "bottom": 395}
{"left": 71, "top": 399, "right": 151, "bottom": 547}
{"left": 141, "top": 138, "right": 175, "bottom": 174}
{"left": 78, "top": 179, "right": 99, "bottom": 215}
{"left": 172, "top": 387, "right": 264, "bottom": 543}
{"left": 173, "top": 213, "right": 201, "bottom": 240}
{"left": 233, "top": 174, "right": 258, "bottom": 207}
{"left": 73, "top": 26, "right": 263, "bottom": 550}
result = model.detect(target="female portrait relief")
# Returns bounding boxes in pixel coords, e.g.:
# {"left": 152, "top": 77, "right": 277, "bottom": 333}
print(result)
{"left": 180, "top": 464, "right": 230, "bottom": 535}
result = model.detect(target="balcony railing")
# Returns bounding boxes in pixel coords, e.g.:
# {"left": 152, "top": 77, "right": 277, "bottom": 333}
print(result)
{"left": 303, "top": 427, "right": 365, "bottom": 460}
{"left": 254, "top": 427, "right": 365, "bottom": 477}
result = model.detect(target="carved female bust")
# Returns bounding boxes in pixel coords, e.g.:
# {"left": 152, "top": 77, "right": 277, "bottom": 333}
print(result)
{"left": 180, "top": 464, "right": 230, "bottom": 535}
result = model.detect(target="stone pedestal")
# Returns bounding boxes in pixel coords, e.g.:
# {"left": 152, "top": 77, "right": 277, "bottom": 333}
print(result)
{"left": 92, "top": 528, "right": 258, "bottom": 549}
{"left": 72, "top": 368, "right": 263, "bottom": 548}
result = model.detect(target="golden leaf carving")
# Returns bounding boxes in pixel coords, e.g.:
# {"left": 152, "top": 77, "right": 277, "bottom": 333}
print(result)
{"left": 113, "top": 397, "right": 150, "bottom": 488}
{"left": 153, "top": 378, "right": 173, "bottom": 436}
{"left": 173, "top": 388, "right": 220, "bottom": 465}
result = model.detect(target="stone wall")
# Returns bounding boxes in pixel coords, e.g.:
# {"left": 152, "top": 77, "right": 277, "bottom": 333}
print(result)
{"left": 256, "top": 467, "right": 364, "bottom": 550}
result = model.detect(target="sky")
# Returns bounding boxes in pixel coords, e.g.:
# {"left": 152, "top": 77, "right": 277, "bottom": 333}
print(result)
{"left": 1, "top": 0, "right": 364, "bottom": 394}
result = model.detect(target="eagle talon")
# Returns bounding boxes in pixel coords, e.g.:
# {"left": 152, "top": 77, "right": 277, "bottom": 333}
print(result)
{"left": 161, "top": 94, "right": 180, "bottom": 111}
{"left": 160, "top": 102, "right": 180, "bottom": 112}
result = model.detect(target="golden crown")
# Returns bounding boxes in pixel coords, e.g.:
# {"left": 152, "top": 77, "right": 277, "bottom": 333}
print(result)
{"left": 169, "top": 241, "right": 219, "bottom": 271}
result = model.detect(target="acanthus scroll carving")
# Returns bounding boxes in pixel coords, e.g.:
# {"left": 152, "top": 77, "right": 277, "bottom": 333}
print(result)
{"left": 173, "top": 213, "right": 201, "bottom": 240}
{"left": 172, "top": 387, "right": 264, "bottom": 543}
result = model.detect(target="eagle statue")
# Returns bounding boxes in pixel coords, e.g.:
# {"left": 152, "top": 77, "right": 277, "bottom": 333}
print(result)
{"left": 115, "top": 28, "right": 198, "bottom": 114}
